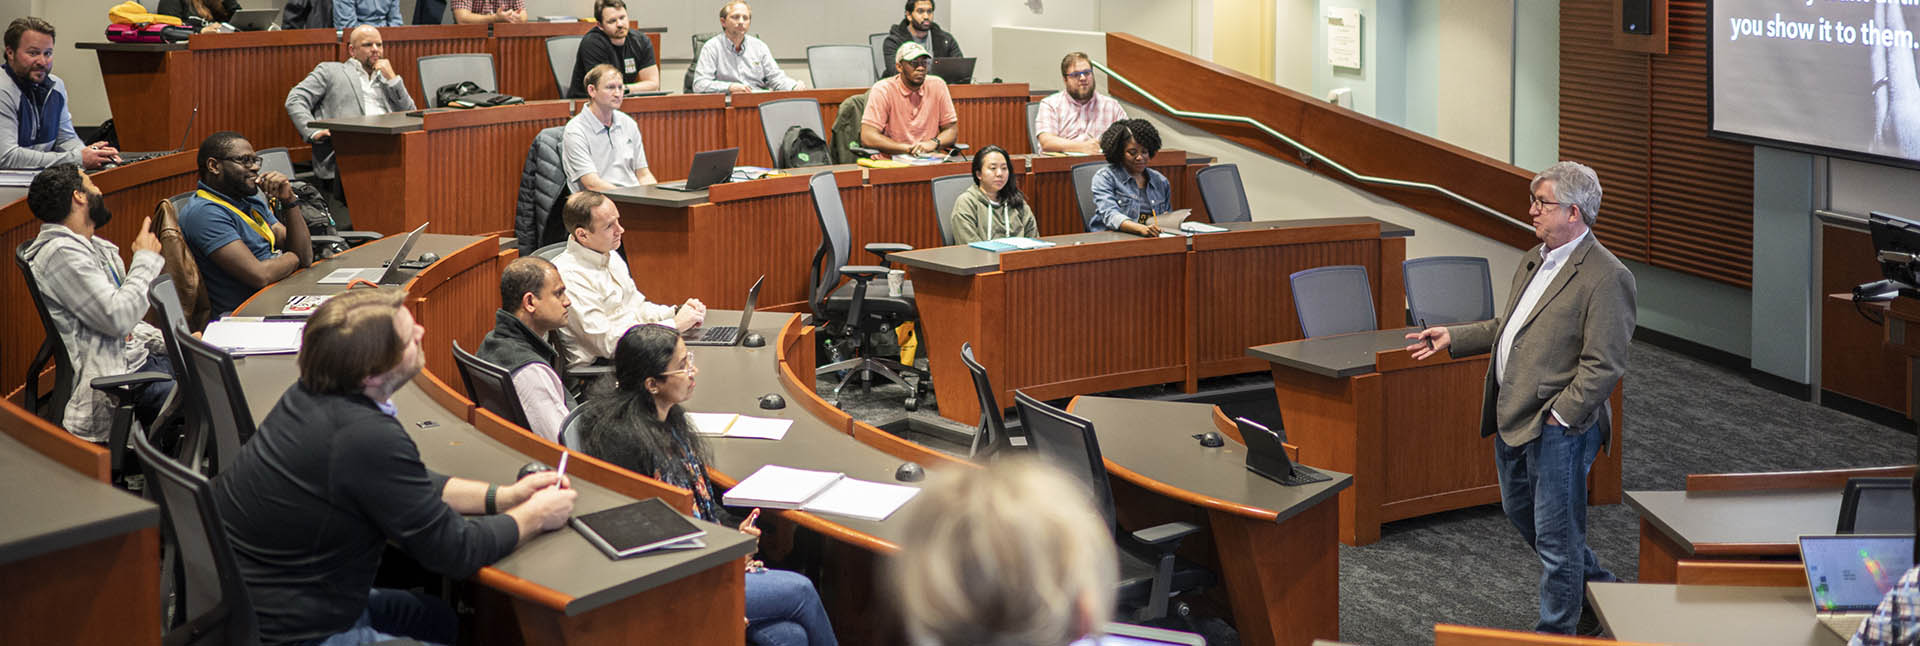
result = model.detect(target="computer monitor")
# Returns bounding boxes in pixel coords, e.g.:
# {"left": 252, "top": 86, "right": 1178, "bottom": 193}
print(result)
{"left": 1868, "top": 211, "right": 1920, "bottom": 293}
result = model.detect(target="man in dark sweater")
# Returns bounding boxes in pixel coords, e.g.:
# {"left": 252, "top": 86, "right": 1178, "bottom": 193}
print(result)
{"left": 212, "top": 287, "right": 576, "bottom": 646}
{"left": 880, "top": 0, "right": 961, "bottom": 78}
{"left": 566, "top": 0, "right": 658, "bottom": 98}
{"left": 477, "top": 257, "right": 573, "bottom": 442}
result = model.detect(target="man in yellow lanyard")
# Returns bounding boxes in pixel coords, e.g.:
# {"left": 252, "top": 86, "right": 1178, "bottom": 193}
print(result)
{"left": 178, "top": 131, "right": 313, "bottom": 316}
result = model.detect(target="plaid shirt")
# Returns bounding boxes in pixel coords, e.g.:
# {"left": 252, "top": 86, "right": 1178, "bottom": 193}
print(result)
{"left": 24, "top": 224, "right": 166, "bottom": 442}
{"left": 1854, "top": 565, "right": 1920, "bottom": 646}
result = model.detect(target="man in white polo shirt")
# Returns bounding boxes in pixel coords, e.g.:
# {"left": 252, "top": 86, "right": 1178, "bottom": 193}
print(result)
{"left": 562, "top": 63, "right": 655, "bottom": 192}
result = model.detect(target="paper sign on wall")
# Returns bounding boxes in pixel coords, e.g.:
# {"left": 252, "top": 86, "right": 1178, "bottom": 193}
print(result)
{"left": 1327, "top": 7, "right": 1362, "bottom": 70}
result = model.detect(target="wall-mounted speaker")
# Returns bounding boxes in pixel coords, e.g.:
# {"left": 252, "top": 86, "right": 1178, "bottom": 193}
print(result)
{"left": 1622, "top": 0, "right": 1653, "bottom": 35}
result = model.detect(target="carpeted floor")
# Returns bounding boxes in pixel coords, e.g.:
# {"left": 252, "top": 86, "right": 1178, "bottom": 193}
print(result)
{"left": 819, "top": 339, "right": 1917, "bottom": 645}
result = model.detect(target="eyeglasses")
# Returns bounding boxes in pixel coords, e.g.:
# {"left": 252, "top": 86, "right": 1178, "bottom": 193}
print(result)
{"left": 1064, "top": 70, "right": 1093, "bottom": 81}
{"left": 661, "top": 351, "right": 697, "bottom": 376}
{"left": 1528, "top": 195, "right": 1562, "bottom": 210}
{"left": 903, "top": 58, "right": 929, "bottom": 69}
{"left": 220, "top": 155, "right": 263, "bottom": 169}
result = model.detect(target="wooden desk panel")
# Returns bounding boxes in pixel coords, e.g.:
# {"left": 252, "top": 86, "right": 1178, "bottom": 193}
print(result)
{"left": 421, "top": 102, "right": 574, "bottom": 234}
{"left": 1191, "top": 226, "right": 1387, "bottom": 380}
{"left": 406, "top": 237, "right": 512, "bottom": 397}
{"left": 1025, "top": 152, "right": 1188, "bottom": 236}
{"left": 374, "top": 24, "right": 491, "bottom": 108}
{"left": 863, "top": 162, "right": 970, "bottom": 250}
{"left": 726, "top": 89, "right": 864, "bottom": 167}
{"left": 189, "top": 30, "right": 343, "bottom": 151}
{"left": 88, "top": 48, "right": 195, "bottom": 152}
{"left": 951, "top": 84, "right": 1033, "bottom": 156}
{"left": 1002, "top": 247, "right": 1189, "bottom": 396}
{"left": 491, "top": 22, "right": 597, "bottom": 101}
{"left": 621, "top": 94, "right": 729, "bottom": 182}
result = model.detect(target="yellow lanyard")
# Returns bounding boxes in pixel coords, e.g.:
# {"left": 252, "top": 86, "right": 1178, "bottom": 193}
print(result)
{"left": 196, "top": 189, "right": 276, "bottom": 249}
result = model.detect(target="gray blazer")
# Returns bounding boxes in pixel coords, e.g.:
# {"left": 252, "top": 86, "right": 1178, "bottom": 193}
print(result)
{"left": 1447, "top": 233, "right": 1636, "bottom": 447}
{"left": 284, "top": 61, "right": 417, "bottom": 179}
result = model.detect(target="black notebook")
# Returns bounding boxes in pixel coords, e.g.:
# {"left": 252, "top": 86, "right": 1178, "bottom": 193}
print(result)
{"left": 569, "top": 498, "right": 707, "bottom": 559}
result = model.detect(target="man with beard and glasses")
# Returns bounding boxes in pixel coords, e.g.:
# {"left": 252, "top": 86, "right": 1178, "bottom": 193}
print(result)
{"left": 0, "top": 18, "right": 117, "bottom": 169}
{"left": 178, "top": 130, "right": 313, "bottom": 317}
{"left": 861, "top": 42, "right": 958, "bottom": 159}
{"left": 213, "top": 287, "right": 577, "bottom": 646}
{"left": 1034, "top": 52, "right": 1127, "bottom": 154}
{"left": 879, "top": 0, "right": 960, "bottom": 78}
{"left": 21, "top": 163, "right": 174, "bottom": 442}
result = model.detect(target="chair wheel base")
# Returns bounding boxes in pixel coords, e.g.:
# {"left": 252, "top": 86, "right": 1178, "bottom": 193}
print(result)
{"left": 903, "top": 397, "right": 918, "bottom": 412}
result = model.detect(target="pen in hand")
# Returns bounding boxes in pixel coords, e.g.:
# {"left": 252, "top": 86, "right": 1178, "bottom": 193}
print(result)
{"left": 554, "top": 451, "right": 569, "bottom": 489}
{"left": 1419, "top": 318, "right": 1434, "bottom": 352}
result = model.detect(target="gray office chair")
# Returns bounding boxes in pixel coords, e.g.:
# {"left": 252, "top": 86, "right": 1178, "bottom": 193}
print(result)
{"left": 758, "top": 98, "right": 826, "bottom": 169}
{"left": 1289, "top": 265, "right": 1376, "bottom": 338}
{"left": 175, "top": 328, "right": 259, "bottom": 475}
{"left": 451, "top": 341, "right": 530, "bottom": 430}
{"left": 149, "top": 276, "right": 211, "bottom": 473}
{"left": 1194, "top": 164, "right": 1252, "bottom": 224}
{"left": 545, "top": 36, "right": 582, "bottom": 97}
{"left": 868, "top": 32, "right": 888, "bottom": 79}
{"left": 557, "top": 406, "right": 586, "bottom": 451}
{"left": 1838, "top": 477, "right": 1916, "bottom": 533}
{"left": 1403, "top": 256, "right": 1494, "bottom": 326}
{"left": 419, "top": 53, "right": 497, "bottom": 107}
{"left": 807, "top": 44, "right": 877, "bottom": 90}
{"left": 806, "top": 170, "right": 928, "bottom": 408}
{"left": 130, "top": 415, "right": 260, "bottom": 646}
{"left": 960, "top": 342, "right": 1023, "bottom": 459}
{"left": 532, "top": 241, "right": 567, "bottom": 260}
{"left": 1026, "top": 101, "right": 1042, "bottom": 154}
{"left": 1071, "top": 161, "right": 1105, "bottom": 230}
{"left": 928, "top": 173, "right": 972, "bottom": 246}
{"left": 15, "top": 241, "right": 74, "bottom": 426}
{"left": 256, "top": 147, "right": 297, "bottom": 179}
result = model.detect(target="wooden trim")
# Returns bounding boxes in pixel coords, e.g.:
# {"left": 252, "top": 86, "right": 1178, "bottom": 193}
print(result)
{"left": 414, "top": 369, "right": 475, "bottom": 423}
{"left": 948, "top": 83, "right": 1030, "bottom": 100}
{"left": 865, "top": 162, "right": 973, "bottom": 186}
{"left": 1434, "top": 624, "right": 1664, "bottom": 646}
{"left": 422, "top": 100, "right": 573, "bottom": 130}
{"left": 1689, "top": 542, "right": 1802, "bottom": 557}
{"left": 1186, "top": 222, "right": 1380, "bottom": 252}
{"left": 775, "top": 318, "right": 853, "bottom": 434}
{"left": 1673, "top": 560, "right": 1805, "bottom": 587}
{"left": 188, "top": 29, "right": 339, "bottom": 50}
{"left": 0, "top": 399, "right": 109, "bottom": 482}
{"left": 997, "top": 234, "right": 1187, "bottom": 271}
{"left": 619, "top": 93, "right": 727, "bottom": 113}
{"left": 490, "top": 21, "right": 597, "bottom": 38}
{"left": 472, "top": 565, "right": 575, "bottom": 612}
{"left": 1684, "top": 465, "right": 1916, "bottom": 492}
{"left": 375, "top": 24, "right": 489, "bottom": 42}
{"left": 1637, "top": 517, "right": 1685, "bottom": 583}
{"left": 707, "top": 172, "right": 813, "bottom": 203}
{"left": 470, "top": 408, "right": 697, "bottom": 513}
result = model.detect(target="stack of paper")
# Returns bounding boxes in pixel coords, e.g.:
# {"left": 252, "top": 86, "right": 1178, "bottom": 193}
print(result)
{"left": 722, "top": 465, "right": 920, "bottom": 521}
{"left": 967, "top": 237, "right": 1057, "bottom": 252}
{"left": 1180, "top": 221, "right": 1228, "bottom": 233}
{"left": 686, "top": 412, "right": 793, "bottom": 440}
{"left": 202, "top": 319, "right": 307, "bottom": 355}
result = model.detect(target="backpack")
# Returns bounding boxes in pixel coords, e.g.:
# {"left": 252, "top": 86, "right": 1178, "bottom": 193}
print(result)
{"left": 779, "top": 125, "right": 831, "bottom": 169}
{"left": 435, "top": 81, "right": 525, "bottom": 109}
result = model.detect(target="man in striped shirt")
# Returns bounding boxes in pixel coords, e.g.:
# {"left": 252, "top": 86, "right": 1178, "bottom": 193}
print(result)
{"left": 1034, "top": 52, "right": 1128, "bottom": 154}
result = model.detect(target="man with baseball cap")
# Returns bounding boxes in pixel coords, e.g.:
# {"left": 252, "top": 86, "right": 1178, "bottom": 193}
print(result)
{"left": 860, "top": 41, "right": 958, "bottom": 159}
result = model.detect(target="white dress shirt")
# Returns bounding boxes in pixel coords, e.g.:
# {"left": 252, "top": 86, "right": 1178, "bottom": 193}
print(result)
{"left": 550, "top": 239, "right": 676, "bottom": 368}
{"left": 690, "top": 34, "right": 801, "bottom": 93}
{"left": 1496, "top": 230, "right": 1589, "bottom": 425}
{"left": 344, "top": 61, "right": 404, "bottom": 117}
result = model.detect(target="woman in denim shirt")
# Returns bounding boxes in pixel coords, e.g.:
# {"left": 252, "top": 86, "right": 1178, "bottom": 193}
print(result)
{"left": 1087, "top": 119, "right": 1171, "bottom": 236}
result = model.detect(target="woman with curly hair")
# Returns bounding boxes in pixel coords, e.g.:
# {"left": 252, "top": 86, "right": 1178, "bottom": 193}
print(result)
{"left": 1087, "top": 118, "right": 1172, "bottom": 237}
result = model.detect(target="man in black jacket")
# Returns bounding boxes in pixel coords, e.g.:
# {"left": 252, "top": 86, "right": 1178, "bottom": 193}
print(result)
{"left": 881, "top": 0, "right": 961, "bottom": 78}
{"left": 477, "top": 257, "right": 574, "bottom": 442}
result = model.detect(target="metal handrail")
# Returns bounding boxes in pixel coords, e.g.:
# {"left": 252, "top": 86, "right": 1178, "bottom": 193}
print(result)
{"left": 1091, "top": 59, "right": 1529, "bottom": 231}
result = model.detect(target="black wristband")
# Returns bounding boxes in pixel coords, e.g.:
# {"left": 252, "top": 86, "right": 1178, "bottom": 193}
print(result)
{"left": 485, "top": 484, "right": 499, "bottom": 515}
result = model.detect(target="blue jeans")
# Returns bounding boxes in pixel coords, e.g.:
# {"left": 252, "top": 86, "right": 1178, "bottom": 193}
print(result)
{"left": 310, "top": 588, "right": 458, "bottom": 646}
{"left": 133, "top": 353, "right": 174, "bottom": 429}
{"left": 746, "top": 569, "right": 838, "bottom": 646}
{"left": 1494, "top": 421, "right": 1616, "bottom": 634}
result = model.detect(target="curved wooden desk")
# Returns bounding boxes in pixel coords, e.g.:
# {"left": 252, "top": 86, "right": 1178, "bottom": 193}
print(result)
{"left": 1067, "top": 396, "right": 1349, "bottom": 646}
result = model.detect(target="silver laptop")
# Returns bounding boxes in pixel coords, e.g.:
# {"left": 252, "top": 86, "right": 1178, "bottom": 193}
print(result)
{"left": 1068, "top": 623, "right": 1205, "bottom": 646}
{"left": 656, "top": 148, "right": 740, "bottom": 192}
{"left": 684, "top": 275, "right": 762, "bottom": 346}
{"left": 227, "top": 8, "right": 280, "bottom": 31}
{"left": 317, "top": 222, "right": 430, "bottom": 285}
{"left": 1799, "top": 534, "right": 1916, "bottom": 639}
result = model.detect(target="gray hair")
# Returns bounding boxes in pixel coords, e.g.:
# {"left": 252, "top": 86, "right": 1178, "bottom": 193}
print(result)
{"left": 888, "top": 457, "right": 1116, "bottom": 646}
{"left": 1531, "top": 161, "right": 1602, "bottom": 226}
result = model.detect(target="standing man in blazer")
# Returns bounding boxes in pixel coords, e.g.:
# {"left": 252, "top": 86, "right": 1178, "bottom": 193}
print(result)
{"left": 285, "top": 24, "right": 418, "bottom": 219}
{"left": 1405, "top": 161, "right": 1634, "bottom": 636}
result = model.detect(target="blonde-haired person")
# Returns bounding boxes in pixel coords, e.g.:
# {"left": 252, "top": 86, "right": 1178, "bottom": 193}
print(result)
{"left": 888, "top": 457, "right": 1116, "bottom": 646}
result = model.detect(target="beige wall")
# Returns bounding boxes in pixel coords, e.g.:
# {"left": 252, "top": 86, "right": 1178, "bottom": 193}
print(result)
{"left": 1431, "top": 0, "right": 1511, "bottom": 161}
{"left": 1210, "top": 0, "right": 1274, "bottom": 81}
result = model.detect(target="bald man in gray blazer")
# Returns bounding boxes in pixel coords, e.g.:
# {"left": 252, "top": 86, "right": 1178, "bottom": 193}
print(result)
{"left": 285, "top": 25, "right": 416, "bottom": 185}
{"left": 1406, "top": 161, "right": 1635, "bottom": 636}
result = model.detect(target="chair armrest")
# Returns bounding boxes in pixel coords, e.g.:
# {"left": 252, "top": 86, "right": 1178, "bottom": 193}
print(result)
{"left": 310, "top": 234, "right": 346, "bottom": 248}
{"left": 90, "top": 371, "right": 172, "bottom": 394}
{"left": 839, "top": 264, "right": 890, "bottom": 281}
{"left": 1130, "top": 521, "right": 1201, "bottom": 547}
{"left": 849, "top": 144, "right": 881, "bottom": 159}
{"left": 864, "top": 242, "right": 911, "bottom": 266}
{"left": 337, "top": 231, "right": 383, "bottom": 245}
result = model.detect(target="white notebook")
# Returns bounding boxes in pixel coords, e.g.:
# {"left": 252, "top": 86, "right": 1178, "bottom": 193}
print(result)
{"left": 722, "top": 465, "right": 920, "bottom": 521}
{"left": 686, "top": 412, "right": 792, "bottom": 440}
{"left": 202, "top": 319, "right": 306, "bottom": 355}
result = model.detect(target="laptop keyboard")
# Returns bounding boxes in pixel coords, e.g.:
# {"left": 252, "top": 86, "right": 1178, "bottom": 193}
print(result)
{"left": 698, "top": 326, "right": 739, "bottom": 345}
{"left": 1280, "top": 464, "right": 1333, "bottom": 486}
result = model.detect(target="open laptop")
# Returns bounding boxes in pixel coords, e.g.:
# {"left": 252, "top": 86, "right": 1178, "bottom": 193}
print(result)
{"left": 113, "top": 106, "right": 197, "bottom": 167}
{"left": 1068, "top": 623, "right": 1205, "bottom": 646}
{"left": 1235, "top": 416, "right": 1331, "bottom": 487}
{"left": 316, "top": 222, "right": 430, "bottom": 285}
{"left": 227, "top": 9, "right": 280, "bottom": 31}
{"left": 1799, "top": 534, "right": 1916, "bottom": 639}
{"left": 656, "top": 148, "right": 740, "bottom": 192}
{"left": 928, "top": 57, "right": 976, "bottom": 85}
{"left": 684, "top": 275, "right": 762, "bottom": 346}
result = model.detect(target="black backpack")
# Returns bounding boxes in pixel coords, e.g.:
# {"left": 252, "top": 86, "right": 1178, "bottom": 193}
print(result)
{"left": 434, "top": 81, "right": 525, "bottom": 109}
{"left": 779, "top": 125, "right": 831, "bottom": 169}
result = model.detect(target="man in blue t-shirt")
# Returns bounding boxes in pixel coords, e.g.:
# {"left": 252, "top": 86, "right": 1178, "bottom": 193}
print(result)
{"left": 178, "top": 131, "right": 312, "bottom": 316}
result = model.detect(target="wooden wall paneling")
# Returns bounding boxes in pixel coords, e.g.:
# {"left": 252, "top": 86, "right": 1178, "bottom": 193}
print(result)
{"left": 1207, "top": 503, "right": 1340, "bottom": 646}
{"left": 1373, "top": 354, "right": 1499, "bottom": 521}
{"left": 373, "top": 25, "right": 492, "bottom": 111}
{"left": 620, "top": 94, "right": 729, "bottom": 182}
{"left": 420, "top": 102, "right": 573, "bottom": 235}
{"left": 1560, "top": 0, "right": 1654, "bottom": 263}
{"left": 1821, "top": 225, "right": 1907, "bottom": 414}
{"left": 189, "top": 30, "right": 343, "bottom": 151}
{"left": 950, "top": 83, "right": 1033, "bottom": 156}
{"left": 618, "top": 173, "right": 833, "bottom": 312}
{"left": 491, "top": 22, "right": 595, "bottom": 101}
{"left": 1000, "top": 240, "right": 1189, "bottom": 400}
{"left": 726, "top": 89, "right": 866, "bottom": 167}
{"left": 405, "top": 236, "right": 506, "bottom": 397}
{"left": 333, "top": 129, "right": 428, "bottom": 236}
{"left": 0, "top": 528, "right": 161, "bottom": 646}
{"left": 1269, "top": 365, "right": 1376, "bottom": 545}
{"left": 1191, "top": 232, "right": 1382, "bottom": 377}
{"left": 863, "top": 163, "right": 971, "bottom": 251}
{"left": 1646, "top": 0, "right": 1753, "bottom": 287}
{"left": 503, "top": 559, "right": 746, "bottom": 646}
{"left": 904, "top": 267, "right": 1005, "bottom": 426}
{"left": 91, "top": 49, "right": 195, "bottom": 152}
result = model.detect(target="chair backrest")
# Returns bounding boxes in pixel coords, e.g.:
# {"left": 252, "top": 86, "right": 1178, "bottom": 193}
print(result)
{"left": 1194, "top": 163, "right": 1252, "bottom": 224}
{"left": 806, "top": 170, "right": 854, "bottom": 318}
{"left": 960, "top": 343, "right": 1016, "bottom": 459}
{"left": 1025, "top": 101, "right": 1042, "bottom": 154}
{"left": 14, "top": 240, "right": 74, "bottom": 425}
{"left": 531, "top": 241, "right": 567, "bottom": 260}
{"left": 868, "top": 32, "right": 888, "bottom": 78}
{"left": 807, "top": 44, "right": 877, "bottom": 90}
{"left": 130, "top": 419, "right": 258, "bottom": 646}
{"left": 1070, "top": 161, "right": 1105, "bottom": 229}
{"left": 1013, "top": 390, "right": 1117, "bottom": 535}
{"left": 929, "top": 173, "right": 972, "bottom": 247}
{"left": 1838, "top": 477, "right": 1916, "bottom": 533}
{"left": 419, "top": 53, "right": 497, "bottom": 106}
{"left": 175, "top": 328, "right": 257, "bottom": 475}
{"left": 1289, "top": 265, "right": 1377, "bottom": 338}
{"left": 149, "top": 275, "right": 210, "bottom": 470}
{"left": 544, "top": 36, "right": 582, "bottom": 98}
{"left": 685, "top": 32, "right": 719, "bottom": 94}
{"left": 256, "top": 147, "right": 296, "bottom": 179}
{"left": 451, "top": 341, "right": 531, "bottom": 429}
{"left": 758, "top": 98, "right": 826, "bottom": 169}
{"left": 558, "top": 406, "right": 586, "bottom": 451}
{"left": 1403, "top": 256, "right": 1495, "bottom": 326}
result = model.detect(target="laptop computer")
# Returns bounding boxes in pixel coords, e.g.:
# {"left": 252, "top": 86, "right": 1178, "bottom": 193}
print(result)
{"left": 1235, "top": 416, "right": 1331, "bottom": 487}
{"left": 113, "top": 106, "right": 197, "bottom": 167}
{"left": 655, "top": 148, "right": 740, "bottom": 192}
{"left": 316, "top": 222, "right": 431, "bottom": 285}
{"left": 227, "top": 8, "right": 280, "bottom": 31}
{"left": 928, "top": 57, "right": 976, "bottom": 85}
{"left": 1799, "top": 534, "right": 1916, "bottom": 639}
{"left": 1068, "top": 623, "right": 1205, "bottom": 646}
{"left": 684, "top": 275, "right": 762, "bottom": 346}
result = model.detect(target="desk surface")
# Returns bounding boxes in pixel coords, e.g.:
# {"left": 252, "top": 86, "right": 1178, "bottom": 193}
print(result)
{"left": 1246, "top": 328, "right": 1422, "bottom": 379}
{"left": 0, "top": 430, "right": 159, "bottom": 567}
{"left": 892, "top": 217, "right": 1415, "bottom": 276}
{"left": 605, "top": 183, "right": 716, "bottom": 208}
{"left": 310, "top": 111, "right": 430, "bottom": 135}
{"left": 1626, "top": 489, "right": 1841, "bottom": 555}
{"left": 1068, "top": 396, "right": 1349, "bottom": 524}
{"left": 1588, "top": 583, "right": 1842, "bottom": 646}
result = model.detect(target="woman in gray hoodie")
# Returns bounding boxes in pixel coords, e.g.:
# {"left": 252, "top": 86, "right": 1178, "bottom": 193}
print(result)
{"left": 948, "top": 145, "right": 1038, "bottom": 244}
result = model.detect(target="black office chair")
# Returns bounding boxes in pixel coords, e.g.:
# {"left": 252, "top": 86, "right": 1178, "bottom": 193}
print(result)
{"left": 15, "top": 241, "right": 76, "bottom": 426}
{"left": 148, "top": 276, "right": 212, "bottom": 472}
{"left": 1026, "top": 101, "right": 1042, "bottom": 154}
{"left": 1013, "top": 391, "right": 1213, "bottom": 623}
{"left": 1071, "top": 161, "right": 1105, "bottom": 230}
{"left": 175, "top": 328, "right": 259, "bottom": 475}
{"left": 1194, "top": 164, "right": 1252, "bottom": 224}
{"left": 1839, "top": 477, "right": 1916, "bottom": 533}
{"left": 1403, "top": 256, "right": 1494, "bottom": 327}
{"left": 959, "top": 342, "right": 1022, "bottom": 459}
{"left": 1289, "top": 265, "right": 1377, "bottom": 338}
{"left": 451, "top": 341, "right": 531, "bottom": 430}
{"left": 806, "top": 170, "right": 929, "bottom": 409}
{"left": 130, "top": 414, "right": 260, "bottom": 646}
{"left": 928, "top": 173, "right": 972, "bottom": 246}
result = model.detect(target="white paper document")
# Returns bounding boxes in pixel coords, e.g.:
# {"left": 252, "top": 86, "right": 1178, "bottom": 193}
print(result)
{"left": 317, "top": 267, "right": 384, "bottom": 285}
{"left": 202, "top": 319, "right": 307, "bottom": 355}
{"left": 722, "top": 465, "right": 921, "bottom": 521}
{"left": 798, "top": 477, "right": 920, "bottom": 521}
{"left": 687, "top": 412, "right": 792, "bottom": 440}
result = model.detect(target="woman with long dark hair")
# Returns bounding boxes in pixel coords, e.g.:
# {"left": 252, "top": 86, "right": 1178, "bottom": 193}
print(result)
{"left": 948, "top": 144, "right": 1039, "bottom": 244}
{"left": 577, "top": 324, "right": 838, "bottom": 646}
